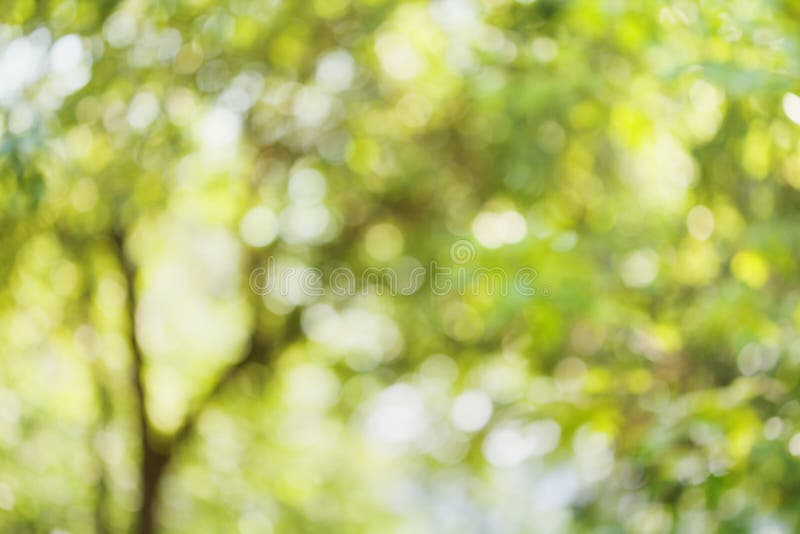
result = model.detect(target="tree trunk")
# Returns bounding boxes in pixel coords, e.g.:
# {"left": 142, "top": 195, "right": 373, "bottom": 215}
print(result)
{"left": 137, "top": 447, "right": 168, "bottom": 534}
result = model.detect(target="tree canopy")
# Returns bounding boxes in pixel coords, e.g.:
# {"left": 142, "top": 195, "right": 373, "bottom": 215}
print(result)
{"left": 3, "top": 0, "right": 800, "bottom": 532}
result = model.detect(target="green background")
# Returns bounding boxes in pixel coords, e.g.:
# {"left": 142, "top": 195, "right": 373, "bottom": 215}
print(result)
{"left": 2, "top": 0, "right": 800, "bottom": 532}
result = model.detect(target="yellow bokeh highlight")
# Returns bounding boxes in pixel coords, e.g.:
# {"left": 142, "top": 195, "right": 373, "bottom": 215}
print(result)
{"left": 730, "top": 250, "right": 769, "bottom": 288}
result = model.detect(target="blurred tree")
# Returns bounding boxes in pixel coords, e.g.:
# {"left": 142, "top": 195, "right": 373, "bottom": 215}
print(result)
{"left": 3, "top": 0, "right": 800, "bottom": 533}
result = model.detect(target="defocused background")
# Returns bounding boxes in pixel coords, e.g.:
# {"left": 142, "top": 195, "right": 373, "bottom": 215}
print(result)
{"left": 3, "top": 0, "right": 800, "bottom": 532}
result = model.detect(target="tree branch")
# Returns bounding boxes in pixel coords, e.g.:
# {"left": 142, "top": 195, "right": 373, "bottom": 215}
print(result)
{"left": 111, "top": 231, "right": 302, "bottom": 533}
{"left": 171, "top": 295, "right": 301, "bottom": 453}
{"left": 111, "top": 230, "right": 167, "bottom": 534}
{"left": 110, "top": 230, "right": 150, "bottom": 447}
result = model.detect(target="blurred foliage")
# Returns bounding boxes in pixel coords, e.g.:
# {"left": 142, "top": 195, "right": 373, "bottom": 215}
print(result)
{"left": 3, "top": 0, "right": 800, "bottom": 533}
